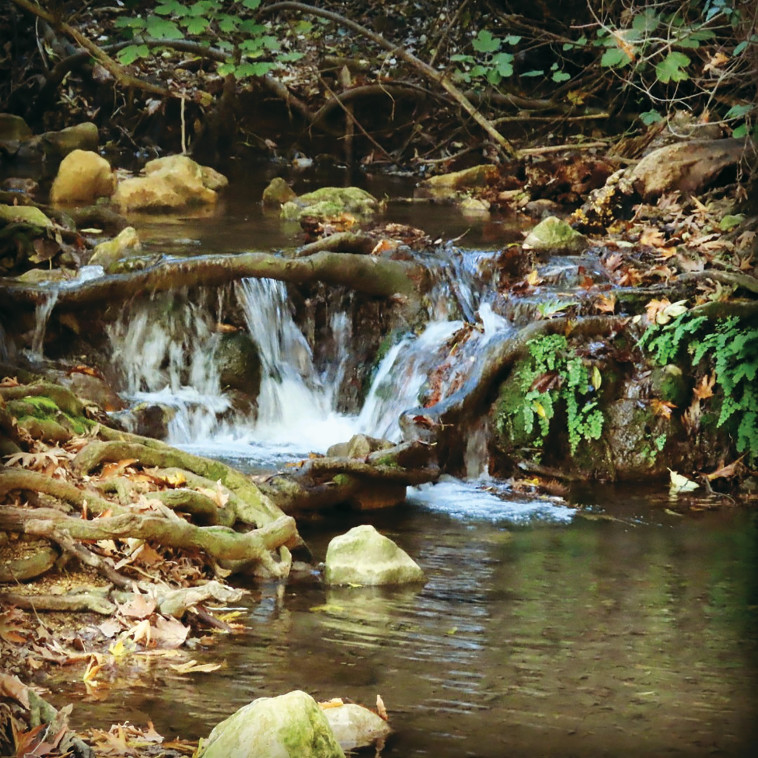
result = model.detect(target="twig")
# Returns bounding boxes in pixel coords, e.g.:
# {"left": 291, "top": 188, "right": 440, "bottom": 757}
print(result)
{"left": 262, "top": 1, "right": 518, "bottom": 159}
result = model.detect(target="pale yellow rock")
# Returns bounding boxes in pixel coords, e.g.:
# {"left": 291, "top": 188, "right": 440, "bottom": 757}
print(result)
{"left": 89, "top": 226, "right": 141, "bottom": 271}
{"left": 50, "top": 149, "right": 115, "bottom": 205}
{"left": 113, "top": 154, "right": 226, "bottom": 212}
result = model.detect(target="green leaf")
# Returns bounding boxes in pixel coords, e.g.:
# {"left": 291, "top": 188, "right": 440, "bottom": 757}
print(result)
{"left": 183, "top": 16, "right": 209, "bottom": 34}
{"left": 520, "top": 69, "right": 544, "bottom": 77}
{"left": 218, "top": 14, "right": 240, "bottom": 32}
{"left": 725, "top": 103, "right": 753, "bottom": 119}
{"left": 114, "top": 17, "right": 147, "bottom": 29}
{"left": 155, "top": 1, "right": 189, "bottom": 17}
{"left": 640, "top": 109, "right": 663, "bottom": 125}
{"left": 719, "top": 214, "right": 745, "bottom": 232}
{"left": 733, "top": 40, "right": 748, "bottom": 55}
{"left": 234, "top": 61, "right": 276, "bottom": 78}
{"left": 240, "top": 0, "right": 262, "bottom": 8}
{"left": 472, "top": 30, "right": 501, "bottom": 53}
{"left": 116, "top": 44, "right": 150, "bottom": 65}
{"left": 732, "top": 124, "right": 748, "bottom": 138}
{"left": 632, "top": 9, "right": 659, "bottom": 33}
{"left": 146, "top": 16, "right": 182, "bottom": 39}
{"left": 504, "top": 35, "right": 522, "bottom": 45}
{"left": 239, "top": 20, "right": 266, "bottom": 34}
{"left": 188, "top": 1, "right": 215, "bottom": 15}
{"left": 277, "top": 51, "right": 304, "bottom": 62}
{"left": 552, "top": 71, "right": 571, "bottom": 83}
{"left": 601, "top": 47, "right": 632, "bottom": 67}
{"left": 492, "top": 51, "right": 514, "bottom": 77}
{"left": 450, "top": 53, "right": 474, "bottom": 63}
{"left": 655, "top": 52, "right": 690, "bottom": 83}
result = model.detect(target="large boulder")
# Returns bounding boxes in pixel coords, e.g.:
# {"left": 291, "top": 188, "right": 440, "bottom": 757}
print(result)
{"left": 630, "top": 138, "right": 746, "bottom": 201}
{"left": 50, "top": 149, "right": 115, "bottom": 205}
{"left": 281, "top": 187, "right": 379, "bottom": 221}
{"left": 113, "top": 155, "right": 228, "bottom": 212}
{"left": 324, "top": 524, "right": 425, "bottom": 586}
{"left": 198, "top": 690, "right": 345, "bottom": 758}
{"left": 522, "top": 215, "right": 588, "bottom": 254}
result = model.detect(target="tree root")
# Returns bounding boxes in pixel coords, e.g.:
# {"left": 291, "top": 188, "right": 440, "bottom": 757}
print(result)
{"left": 0, "top": 250, "right": 426, "bottom": 314}
{"left": 0, "top": 589, "right": 116, "bottom": 615}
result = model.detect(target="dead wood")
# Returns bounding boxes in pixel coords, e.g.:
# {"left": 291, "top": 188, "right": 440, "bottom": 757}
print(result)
{"left": 0, "top": 589, "right": 116, "bottom": 615}
{"left": 263, "top": 1, "right": 518, "bottom": 159}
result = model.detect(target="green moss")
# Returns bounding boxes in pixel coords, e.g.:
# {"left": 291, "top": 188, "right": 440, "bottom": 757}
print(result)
{"left": 332, "top": 474, "right": 352, "bottom": 486}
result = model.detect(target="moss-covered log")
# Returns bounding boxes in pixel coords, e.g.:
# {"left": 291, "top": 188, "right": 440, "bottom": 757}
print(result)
{"left": 0, "top": 250, "right": 427, "bottom": 314}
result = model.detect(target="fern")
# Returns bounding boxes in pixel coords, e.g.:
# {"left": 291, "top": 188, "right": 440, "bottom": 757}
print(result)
{"left": 641, "top": 313, "right": 758, "bottom": 464}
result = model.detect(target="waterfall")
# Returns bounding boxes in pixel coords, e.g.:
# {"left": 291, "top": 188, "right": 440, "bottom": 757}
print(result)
{"left": 29, "top": 290, "right": 59, "bottom": 361}
{"left": 236, "top": 278, "right": 357, "bottom": 450}
{"left": 107, "top": 291, "right": 231, "bottom": 443}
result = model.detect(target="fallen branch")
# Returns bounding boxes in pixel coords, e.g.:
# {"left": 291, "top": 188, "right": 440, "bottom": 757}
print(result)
{"left": 263, "top": 1, "right": 518, "bottom": 158}
{"left": 0, "top": 589, "right": 116, "bottom": 615}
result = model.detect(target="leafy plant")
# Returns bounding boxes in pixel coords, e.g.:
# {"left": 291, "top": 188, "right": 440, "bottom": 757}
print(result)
{"left": 114, "top": 0, "right": 303, "bottom": 79}
{"left": 500, "top": 334, "right": 605, "bottom": 457}
{"left": 640, "top": 312, "right": 758, "bottom": 463}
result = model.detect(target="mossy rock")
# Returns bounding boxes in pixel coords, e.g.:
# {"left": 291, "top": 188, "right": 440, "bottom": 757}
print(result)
{"left": 0, "top": 204, "right": 54, "bottom": 229}
{"left": 199, "top": 690, "right": 345, "bottom": 758}
{"left": 281, "top": 186, "right": 379, "bottom": 221}
{"left": 651, "top": 364, "right": 690, "bottom": 407}
{"left": 216, "top": 332, "right": 262, "bottom": 398}
{"left": 522, "top": 215, "right": 588, "bottom": 254}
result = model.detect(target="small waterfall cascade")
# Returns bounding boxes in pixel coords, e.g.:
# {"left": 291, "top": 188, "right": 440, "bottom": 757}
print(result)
{"left": 107, "top": 291, "right": 231, "bottom": 442}
{"left": 29, "top": 290, "right": 59, "bottom": 361}
{"left": 357, "top": 248, "right": 511, "bottom": 441}
{"left": 236, "top": 278, "right": 356, "bottom": 450}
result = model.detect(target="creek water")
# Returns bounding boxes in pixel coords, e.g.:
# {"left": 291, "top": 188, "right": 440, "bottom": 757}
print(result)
{"left": 42, "top": 172, "right": 758, "bottom": 755}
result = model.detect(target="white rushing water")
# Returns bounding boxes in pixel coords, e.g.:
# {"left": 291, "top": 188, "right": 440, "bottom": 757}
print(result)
{"left": 104, "top": 251, "right": 572, "bottom": 523}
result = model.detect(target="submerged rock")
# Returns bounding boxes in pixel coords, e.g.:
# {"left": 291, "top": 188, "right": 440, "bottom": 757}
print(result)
{"left": 324, "top": 524, "right": 425, "bottom": 586}
{"left": 199, "top": 690, "right": 345, "bottom": 758}
{"left": 280, "top": 186, "right": 379, "bottom": 221}
{"left": 113, "top": 155, "right": 227, "bottom": 212}
{"left": 50, "top": 149, "right": 115, "bottom": 205}
{"left": 522, "top": 215, "right": 588, "bottom": 254}
{"left": 262, "top": 176, "right": 297, "bottom": 208}
{"left": 0, "top": 204, "right": 53, "bottom": 228}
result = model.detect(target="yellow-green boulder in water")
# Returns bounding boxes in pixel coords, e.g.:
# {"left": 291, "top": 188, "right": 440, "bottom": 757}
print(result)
{"left": 324, "top": 524, "right": 425, "bottom": 586}
{"left": 50, "top": 149, "right": 115, "bottom": 205}
{"left": 415, "top": 163, "right": 498, "bottom": 199}
{"left": 262, "top": 177, "right": 297, "bottom": 208}
{"left": 281, "top": 186, "right": 379, "bottom": 221}
{"left": 89, "top": 226, "right": 141, "bottom": 271}
{"left": 199, "top": 690, "right": 345, "bottom": 758}
{"left": 113, "top": 155, "right": 227, "bottom": 212}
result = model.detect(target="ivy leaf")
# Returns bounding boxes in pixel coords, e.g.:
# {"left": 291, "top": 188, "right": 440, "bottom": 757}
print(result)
{"left": 521, "top": 69, "right": 544, "bottom": 77}
{"left": 241, "top": 0, "right": 262, "bottom": 8}
{"left": 146, "top": 16, "right": 182, "bottom": 39}
{"left": 183, "top": 16, "right": 209, "bottom": 34}
{"left": 492, "top": 51, "right": 514, "bottom": 77}
{"left": 552, "top": 70, "right": 571, "bottom": 83}
{"left": 234, "top": 61, "right": 277, "bottom": 78}
{"left": 655, "top": 52, "right": 691, "bottom": 83}
{"left": 504, "top": 35, "right": 522, "bottom": 45}
{"left": 472, "top": 30, "right": 501, "bottom": 53}
{"left": 640, "top": 109, "right": 663, "bottom": 125}
{"left": 117, "top": 44, "right": 150, "bottom": 65}
{"left": 155, "top": 1, "right": 189, "bottom": 17}
{"left": 601, "top": 46, "right": 632, "bottom": 67}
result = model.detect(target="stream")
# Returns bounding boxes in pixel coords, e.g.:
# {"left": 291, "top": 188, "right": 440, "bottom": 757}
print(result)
{"left": 38, "top": 170, "right": 758, "bottom": 755}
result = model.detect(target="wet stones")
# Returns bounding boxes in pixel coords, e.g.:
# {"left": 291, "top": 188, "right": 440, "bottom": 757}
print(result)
{"left": 50, "top": 149, "right": 115, "bottom": 205}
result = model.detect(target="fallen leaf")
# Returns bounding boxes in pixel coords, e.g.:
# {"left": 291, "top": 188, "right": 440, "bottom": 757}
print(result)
{"left": 594, "top": 293, "right": 617, "bottom": 314}
{"left": 705, "top": 457, "right": 743, "bottom": 480}
{"left": 118, "top": 594, "right": 157, "bottom": 620}
{"left": 650, "top": 398, "right": 676, "bottom": 419}
{"left": 692, "top": 373, "right": 715, "bottom": 400}
{"left": 0, "top": 672, "right": 30, "bottom": 708}
{"left": 669, "top": 469, "right": 699, "bottom": 494}
{"left": 376, "top": 694, "right": 388, "bottom": 721}
{"left": 169, "top": 659, "right": 223, "bottom": 674}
